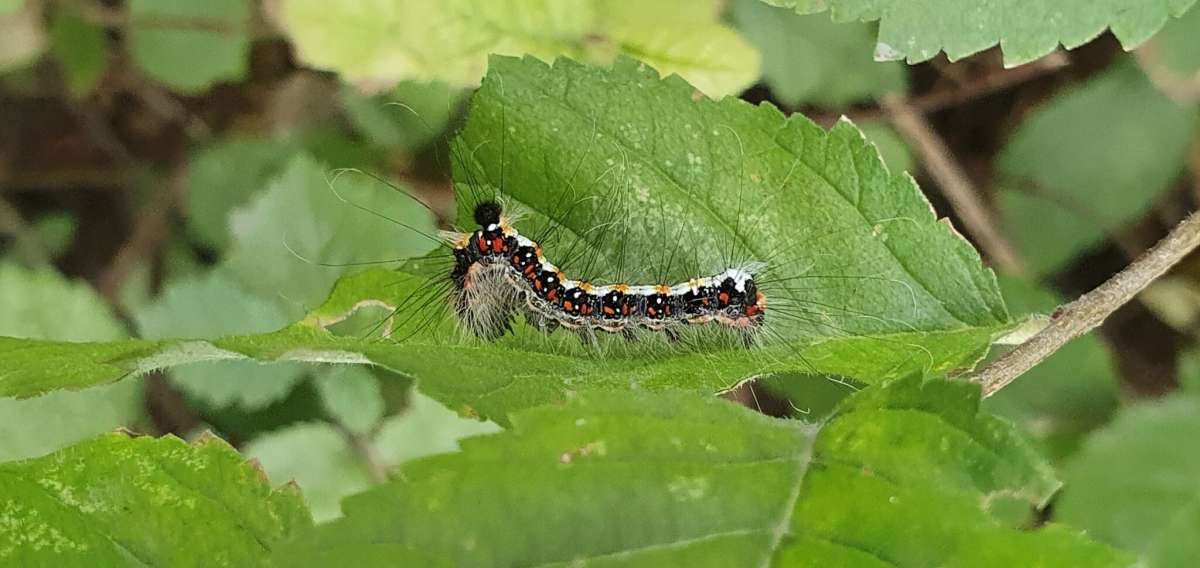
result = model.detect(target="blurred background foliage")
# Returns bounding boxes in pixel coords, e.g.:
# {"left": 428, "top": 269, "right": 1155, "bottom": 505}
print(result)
{"left": 2, "top": 0, "right": 1200, "bottom": 551}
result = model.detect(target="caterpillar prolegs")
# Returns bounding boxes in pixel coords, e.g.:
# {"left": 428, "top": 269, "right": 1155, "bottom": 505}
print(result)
{"left": 447, "top": 200, "right": 766, "bottom": 345}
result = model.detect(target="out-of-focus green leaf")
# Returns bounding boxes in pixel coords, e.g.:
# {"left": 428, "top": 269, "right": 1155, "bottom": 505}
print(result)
{"left": 48, "top": 11, "right": 107, "bottom": 96}
{"left": 340, "top": 81, "right": 464, "bottom": 150}
{"left": 0, "top": 433, "right": 311, "bottom": 565}
{"left": 222, "top": 153, "right": 438, "bottom": 317}
{"left": 133, "top": 273, "right": 307, "bottom": 411}
{"left": 186, "top": 136, "right": 298, "bottom": 249}
{"left": 246, "top": 389, "right": 499, "bottom": 523}
{"left": 314, "top": 365, "right": 384, "bottom": 435}
{"left": 243, "top": 422, "right": 373, "bottom": 523}
{"left": 858, "top": 119, "right": 914, "bottom": 174}
{"left": 0, "top": 263, "right": 142, "bottom": 462}
{"left": 30, "top": 213, "right": 76, "bottom": 258}
{"left": 272, "top": 0, "right": 760, "bottom": 96}
{"left": 127, "top": 0, "right": 250, "bottom": 92}
{"left": 0, "top": 0, "right": 44, "bottom": 73}
{"left": 997, "top": 61, "right": 1198, "bottom": 275}
{"left": 982, "top": 277, "right": 1120, "bottom": 461}
{"left": 733, "top": 0, "right": 906, "bottom": 107}
{"left": 277, "top": 377, "right": 1126, "bottom": 566}
{"left": 1058, "top": 394, "right": 1200, "bottom": 567}
{"left": 372, "top": 391, "right": 501, "bottom": 466}
{"left": 767, "top": 0, "right": 1199, "bottom": 67}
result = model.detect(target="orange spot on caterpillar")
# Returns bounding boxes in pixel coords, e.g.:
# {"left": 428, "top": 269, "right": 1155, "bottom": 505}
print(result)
{"left": 563, "top": 300, "right": 574, "bottom": 310}
{"left": 547, "top": 288, "right": 558, "bottom": 301}
{"left": 612, "top": 284, "right": 629, "bottom": 293}
{"left": 655, "top": 284, "right": 670, "bottom": 294}
{"left": 718, "top": 292, "right": 730, "bottom": 305}
{"left": 602, "top": 306, "right": 615, "bottom": 315}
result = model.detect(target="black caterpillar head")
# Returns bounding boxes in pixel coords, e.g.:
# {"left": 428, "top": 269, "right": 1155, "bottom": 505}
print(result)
{"left": 474, "top": 201, "right": 503, "bottom": 227}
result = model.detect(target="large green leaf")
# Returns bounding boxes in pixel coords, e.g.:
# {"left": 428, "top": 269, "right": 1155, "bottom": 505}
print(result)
{"left": 0, "top": 56, "right": 1009, "bottom": 424}
{"left": 997, "top": 61, "right": 1198, "bottom": 275}
{"left": 0, "top": 433, "right": 311, "bottom": 565}
{"left": 767, "top": 0, "right": 1199, "bottom": 67}
{"left": 275, "top": 375, "right": 1126, "bottom": 566}
{"left": 1057, "top": 394, "right": 1200, "bottom": 567}
{"left": 271, "top": 0, "right": 759, "bottom": 96}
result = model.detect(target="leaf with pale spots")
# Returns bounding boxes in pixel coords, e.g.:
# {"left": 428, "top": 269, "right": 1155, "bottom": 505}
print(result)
{"left": 275, "top": 375, "right": 1128, "bottom": 566}
{"left": 0, "top": 433, "right": 310, "bottom": 566}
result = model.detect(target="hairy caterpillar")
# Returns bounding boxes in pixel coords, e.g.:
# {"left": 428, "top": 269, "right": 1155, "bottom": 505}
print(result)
{"left": 447, "top": 199, "right": 766, "bottom": 346}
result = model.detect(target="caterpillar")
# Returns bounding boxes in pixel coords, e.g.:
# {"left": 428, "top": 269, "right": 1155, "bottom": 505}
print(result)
{"left": 446, "top": 199, "right": 766, "bottom": 345}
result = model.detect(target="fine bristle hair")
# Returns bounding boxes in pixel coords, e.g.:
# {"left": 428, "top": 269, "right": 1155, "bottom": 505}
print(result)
{"left": 474, "top": 201, "right": 503, "bottom": 226}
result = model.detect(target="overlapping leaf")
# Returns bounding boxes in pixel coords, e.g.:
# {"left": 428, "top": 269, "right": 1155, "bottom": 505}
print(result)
{"left": 275, "top": 376, "right": 1127, "bottom": 566}
{"left": 767, "top": 0, "right": 1199, "bottom": 67}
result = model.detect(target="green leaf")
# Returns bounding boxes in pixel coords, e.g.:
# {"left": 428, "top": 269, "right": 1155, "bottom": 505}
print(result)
{"left": 0, "top": 263, "right": 143, "bottom": 462}
{"left": 769, "top": 0, "right": 1199, "bottom": 67}
{"left": 48, "top": 11, "right": 107, "bottom": 97}
{"left": 0, "top": 56, "right": 1009, "bottom": 425}
{"left": 858, "top": 119, "right": 914, "bottom": 174}
{"left": 271, "top": 0, "right": 759, "bottom": 96}
{"left": 314, "top": 365, "right": 384, "bottom": 435}
{"left": 372, "top": 391, "right": 501, "bottom": 466}
{"left": 127, "top": 0, "right": 250, "bottom": 92}
{"left": 185, "top": 136, "right": 299, "bottom": 249}
{"left": 733, "top": 0, "right": 906, "bottom": 107}
{"left": 222, "top": 153, "right": 438, "bottom": 317}
{"left": 982, "top": 277, "right": 1120, "bottom": 461}
{"left": 276, "top": 376, "right": 1126, "bottom": 566}
{"left": 245, "top": 390, "right": 499, "bottom": 523}
{"left": 243, "top": 422, "right": 374, "bottom": 523}
{"left": 1058, "top": 394, "right": 1200, "bottom": 566}
{"left": 340, "top": 81, "right": 465, "bottom": 151}
{"left": 0, "top": 433, "right": 311, "bottom": 565}
{"left": 133, "top": 272, "right": 308, "bottom": 411}
{"left": 997, "top": 61, "right": 1198, "bottom": 275}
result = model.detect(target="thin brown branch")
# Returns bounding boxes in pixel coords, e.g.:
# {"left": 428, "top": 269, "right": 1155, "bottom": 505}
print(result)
{"left": 974, "top": 209, "right": 1200, "bottom": 397}
{"left": 96, "top": 163, "right": 186, "bottom": 300}
{"left": 881, "top": 93, "right": 1027, "bottom": 275}
{"left": 1135, "top": 41, "right": 1200, "bottom": 105}
{"left": 331, "top": 421, "right": 388, "bottom": 483}
{"left": 810, "top": 52, "right": 1068, "bottom": 126}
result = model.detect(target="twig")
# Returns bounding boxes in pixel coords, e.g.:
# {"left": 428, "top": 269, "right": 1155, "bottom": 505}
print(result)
{"left": 880, "top": 93, "right": 1027, "bottom": 275}
{"left": 331, "top": 421, "right": 388, "bottom": 483}
{"left": 1134, "top": 41, "right": 1200, "bottom": 105}
{"left": 96, "top": 163, "right": 186, "bottom": 300}
{"left": 810, "top": 52, "right": 1068, "bottom": 126}
{"left": 974, "top": 209, "right": 1200, "bottom": 397}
